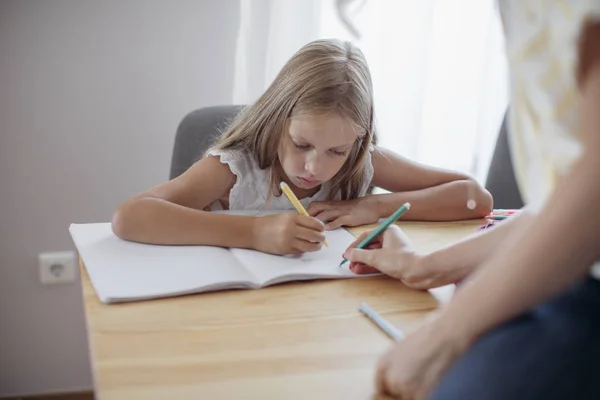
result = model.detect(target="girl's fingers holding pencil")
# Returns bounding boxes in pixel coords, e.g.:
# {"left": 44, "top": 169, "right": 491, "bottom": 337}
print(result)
{"left": 254, "top": 213, "right": 325, "bottom": 255}
{"left": 293, "top": 238, "right": 323, "bottom": 253}
{"left": 295, "top": 226, "right": 326, "bottom": 245}
{"left": 295, "top": 214, "right": 325, "bottom": 231}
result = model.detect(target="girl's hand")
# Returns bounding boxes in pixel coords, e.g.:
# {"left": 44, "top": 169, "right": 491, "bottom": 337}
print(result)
{"left": 342, "top": 225, "right": 431, "bottom": 290}
{"left": 308, "top": 196, "right": 380, "bottom": 230}
{"left": 375, "top": 316, "right": 471, "bottom": 399}
{"left": 252, "top": 213, "right": 326, "bottom": 255}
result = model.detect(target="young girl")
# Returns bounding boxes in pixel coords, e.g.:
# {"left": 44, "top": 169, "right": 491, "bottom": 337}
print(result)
{"left": 111, "top": 39, "right": 492, "bottom": 255}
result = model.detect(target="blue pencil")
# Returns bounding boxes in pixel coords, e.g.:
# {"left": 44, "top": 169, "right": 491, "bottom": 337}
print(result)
{"left": 339, "top": 202, "right": 411, "bottom": 267}
{"left": 359, "top": 302, "right": 404, "bottom": 341}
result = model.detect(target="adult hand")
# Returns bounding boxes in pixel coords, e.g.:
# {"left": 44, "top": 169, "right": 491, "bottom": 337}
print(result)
{"left": 375, "top": 316, "right": 472, "bottom": 399}
{"left": 343, "top": 225, "right": 429, "bottom": 290}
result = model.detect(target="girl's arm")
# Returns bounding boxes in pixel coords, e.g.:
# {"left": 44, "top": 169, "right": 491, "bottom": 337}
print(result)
{"left": 369, "top": 147, "right": 493, "bottom": 220}
{"left": 112, "top": 155, "right": 326, "bottom": 254}
{"left": 111, "top": 155, "right": 256, "bottom": 247}
{"left": 308, "top": 147, "right": 493, "bottom": 229}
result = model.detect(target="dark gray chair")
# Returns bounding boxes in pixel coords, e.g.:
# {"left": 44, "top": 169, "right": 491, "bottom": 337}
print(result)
{"left": 484, "top": 108, "right": 524, "bottom": 209}
{"left": 169, "top": 105, "right": 244, "bottom": 179}
{"left": 170, "top": 105, "right": 524, "bottom": 209}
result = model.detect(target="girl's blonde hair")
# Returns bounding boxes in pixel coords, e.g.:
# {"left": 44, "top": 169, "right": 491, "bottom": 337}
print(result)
{"left": 209, "top": 38, "right": 377, "bottom": 201}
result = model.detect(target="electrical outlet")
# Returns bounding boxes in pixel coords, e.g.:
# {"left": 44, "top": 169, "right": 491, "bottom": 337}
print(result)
{"left": 39, "top": 251, "right": 77, "bottom": 285}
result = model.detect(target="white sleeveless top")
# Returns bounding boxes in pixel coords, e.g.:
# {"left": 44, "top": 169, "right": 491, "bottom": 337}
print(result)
{"left": 205, "top": 148, "right": 375, "bottom": 212}
{"left": 499, "top": 1, "right": 600, "bottom": 278}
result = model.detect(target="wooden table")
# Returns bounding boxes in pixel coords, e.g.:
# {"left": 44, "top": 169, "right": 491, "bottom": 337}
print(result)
{"left": 79, "top": 219, "right": 484, "bottom": 399}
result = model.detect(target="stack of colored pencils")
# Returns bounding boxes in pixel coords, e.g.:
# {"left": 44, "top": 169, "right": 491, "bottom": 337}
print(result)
{"left": 485, "top": 209, "right": 520, "bottom": 221}
{"left": 479, "top": 209, "right": 521, "bottom": 231}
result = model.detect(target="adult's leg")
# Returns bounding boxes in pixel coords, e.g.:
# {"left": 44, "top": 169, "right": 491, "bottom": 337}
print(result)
{"left": 429, "top": 277, "right": 600, "bottom": 400}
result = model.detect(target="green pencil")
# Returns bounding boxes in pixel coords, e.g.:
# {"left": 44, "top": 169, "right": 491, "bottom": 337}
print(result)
{"left": 339, "top": 202, "right": 411, "bottom": 267}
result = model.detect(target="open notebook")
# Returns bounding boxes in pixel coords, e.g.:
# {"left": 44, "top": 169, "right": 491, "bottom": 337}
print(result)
{"left": 69, "top": 214, "right": 372, "bottom": 304}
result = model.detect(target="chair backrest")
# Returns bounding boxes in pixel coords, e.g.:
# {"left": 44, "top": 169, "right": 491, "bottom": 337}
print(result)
{"left": 484, "top": 108, "right": 524, "bottom": 209}
{"left": 169, "top": 105, "right": 245, "bottom": 179}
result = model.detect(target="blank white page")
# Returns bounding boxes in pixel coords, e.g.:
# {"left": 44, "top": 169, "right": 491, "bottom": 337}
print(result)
{"left": 230, "top": 228, "right": 359, "bottom": 286}
{"left": 69, "top": 223, "right": 256, "bottom": 303}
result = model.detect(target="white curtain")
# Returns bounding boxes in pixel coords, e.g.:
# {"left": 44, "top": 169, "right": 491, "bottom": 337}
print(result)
{"left": 233, "top": 0, "right": 509, "bottom": 183}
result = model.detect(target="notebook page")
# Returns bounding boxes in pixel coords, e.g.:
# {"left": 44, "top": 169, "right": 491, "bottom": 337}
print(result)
{"left": 230, "top": 228, "right": 359, "bottom": 286}
{"left": 69, "top": 223, "right": 257, "bottom": 303}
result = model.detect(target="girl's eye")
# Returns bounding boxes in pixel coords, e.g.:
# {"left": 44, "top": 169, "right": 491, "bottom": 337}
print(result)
{"left": 293, "top": 142, "right": 310, "bottom": 150}
{"left": 331, "top": 150, "right": 347, "bottom": 157}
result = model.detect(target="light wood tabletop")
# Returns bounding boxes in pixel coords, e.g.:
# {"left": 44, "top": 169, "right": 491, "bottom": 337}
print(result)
{"left": 79, "top": 219, "right": 485, "bottom": 400}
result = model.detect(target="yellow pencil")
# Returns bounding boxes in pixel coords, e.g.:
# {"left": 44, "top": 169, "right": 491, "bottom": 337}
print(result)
{"left": 280, "top": 182, "right": 329, "bottom": 247}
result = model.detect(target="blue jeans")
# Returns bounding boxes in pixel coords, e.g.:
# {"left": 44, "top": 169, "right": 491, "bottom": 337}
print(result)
{"left": 429, "top": 276, "right": 600, "bottom": 399}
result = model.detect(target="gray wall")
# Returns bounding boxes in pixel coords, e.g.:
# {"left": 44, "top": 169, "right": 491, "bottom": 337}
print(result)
{"left": 0, "top": 0, "right": 238, "bottom": 395}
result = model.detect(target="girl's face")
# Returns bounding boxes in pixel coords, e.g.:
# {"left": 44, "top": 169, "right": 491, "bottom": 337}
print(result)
{"left": 278, "top": 112, "right": 359, "bottom": 191}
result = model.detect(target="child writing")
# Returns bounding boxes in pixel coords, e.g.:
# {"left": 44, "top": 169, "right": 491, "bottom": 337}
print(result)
{"left": 111, "top": 39, "right": 492, "bottom": 255}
